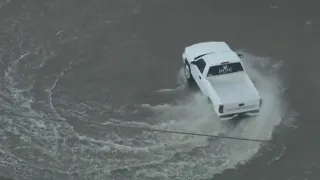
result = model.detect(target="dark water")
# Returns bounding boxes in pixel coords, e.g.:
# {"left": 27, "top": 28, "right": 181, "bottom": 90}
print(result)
{"left": 0, "top": 0, "right": 319, "bottom": 180}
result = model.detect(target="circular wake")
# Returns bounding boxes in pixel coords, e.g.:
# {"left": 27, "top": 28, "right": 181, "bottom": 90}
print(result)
{"left": 0, "top": 49, "right": 294, "bottom": 180}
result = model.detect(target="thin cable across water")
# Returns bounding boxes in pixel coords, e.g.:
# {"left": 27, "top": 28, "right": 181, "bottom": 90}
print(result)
{"left": 0, "top": 111, "right": 271, "bottom": 143}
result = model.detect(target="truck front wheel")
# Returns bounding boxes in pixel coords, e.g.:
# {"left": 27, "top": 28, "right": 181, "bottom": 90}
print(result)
{"left": 184, "top": 61, "right": 195, "bottom": 84}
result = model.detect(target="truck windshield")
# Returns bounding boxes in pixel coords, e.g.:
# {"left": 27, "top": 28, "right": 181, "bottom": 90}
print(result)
{"left": 207, "top": 62, "right": 244, "bottom": 76}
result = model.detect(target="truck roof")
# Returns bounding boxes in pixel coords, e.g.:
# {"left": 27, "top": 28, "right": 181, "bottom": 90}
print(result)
{"left": 202, "top": 51, "right": 241, "bottom": 66}
{"left": 184, "top": 41, "right": 241, "bottom": 66}
{"left": 185, "top": 41, "right": 231, "bottom": 58}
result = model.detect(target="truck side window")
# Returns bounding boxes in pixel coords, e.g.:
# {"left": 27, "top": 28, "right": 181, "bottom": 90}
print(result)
{"left": 195, "top": 58, "right": 206, "bottom": 73}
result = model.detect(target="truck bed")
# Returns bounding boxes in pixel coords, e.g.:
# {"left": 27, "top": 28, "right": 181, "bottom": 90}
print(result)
{"left": 207, "top": 72, "right": 259, "bottom": 104}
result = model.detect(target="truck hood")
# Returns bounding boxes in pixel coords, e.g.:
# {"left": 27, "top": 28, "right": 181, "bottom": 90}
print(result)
{"left": 207, "top": 72, "right": 260, "bottom": 104}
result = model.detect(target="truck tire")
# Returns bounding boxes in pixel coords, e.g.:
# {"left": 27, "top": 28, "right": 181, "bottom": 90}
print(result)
{"left": 184, "top": 61, "right": 195, "bottom": 85}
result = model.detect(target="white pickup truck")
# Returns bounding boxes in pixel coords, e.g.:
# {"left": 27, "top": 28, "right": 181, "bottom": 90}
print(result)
{"left": 182, "top": 41, "right": 262, "bottom": 121}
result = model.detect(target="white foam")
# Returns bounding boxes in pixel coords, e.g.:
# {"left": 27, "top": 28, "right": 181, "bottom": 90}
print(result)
{"left": 0, "top": 48, "right": 295, "bottom": 180}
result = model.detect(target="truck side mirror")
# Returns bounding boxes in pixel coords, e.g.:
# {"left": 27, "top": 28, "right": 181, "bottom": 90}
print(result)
{"left": 237, "top": 53, "right": 244, "bottom": 58}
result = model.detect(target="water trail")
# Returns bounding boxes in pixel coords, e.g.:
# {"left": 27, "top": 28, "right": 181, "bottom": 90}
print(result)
{"left": 0, "top": 50, "right": 295, "bottom": 180}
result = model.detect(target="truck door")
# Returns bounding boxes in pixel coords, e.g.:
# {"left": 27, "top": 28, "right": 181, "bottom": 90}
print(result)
{"left": 190, "top": 58, "right": 207, "bottom": 95}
